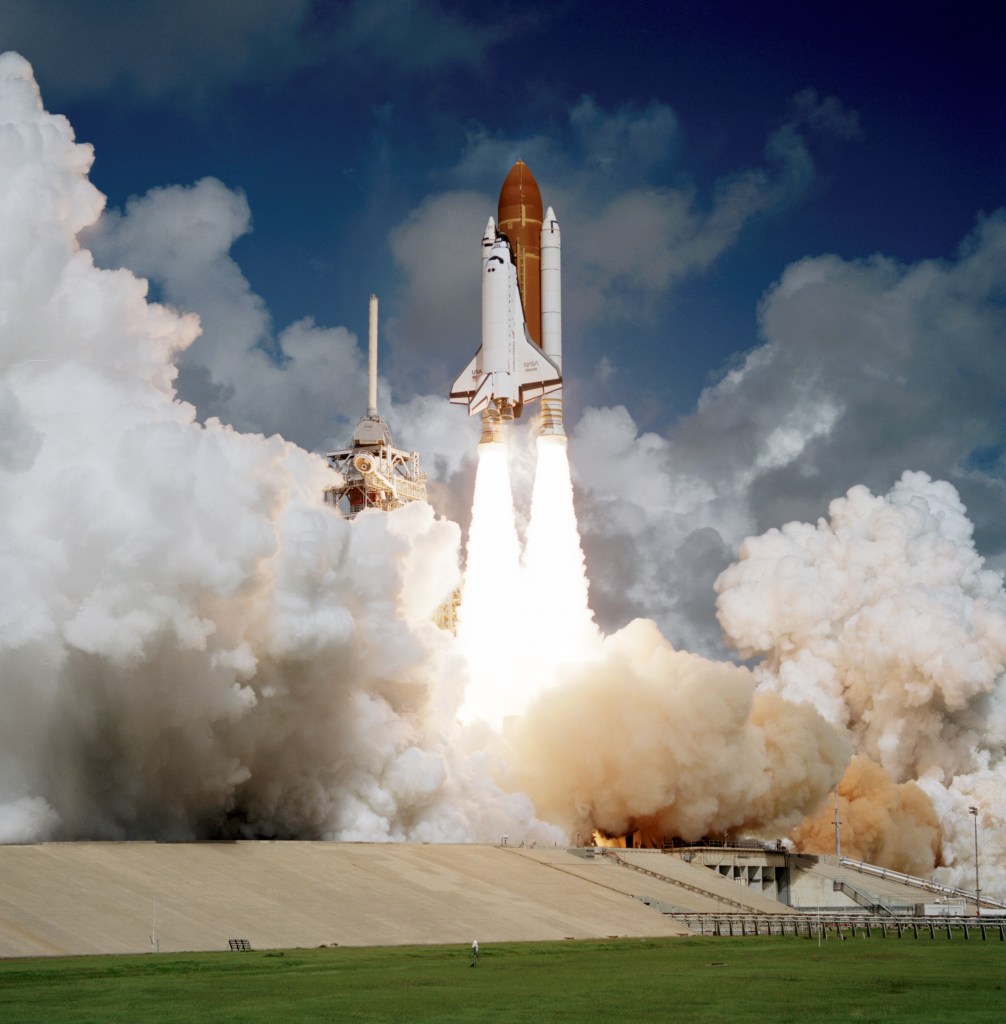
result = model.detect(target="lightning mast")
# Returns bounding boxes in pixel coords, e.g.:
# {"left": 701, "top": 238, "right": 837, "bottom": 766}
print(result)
{"left": 324, "top": 295, "right": 428, "bottom": 516}
{"left": 324, "top": 297, "right": 458, "bottom": 631}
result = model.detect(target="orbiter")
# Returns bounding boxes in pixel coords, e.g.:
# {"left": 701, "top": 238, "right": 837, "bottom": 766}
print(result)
{"left": 450, "top": 161, "right": 566, "bottom": 440}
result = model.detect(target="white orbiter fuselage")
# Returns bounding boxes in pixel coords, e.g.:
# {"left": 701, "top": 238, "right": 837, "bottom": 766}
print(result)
{"left": 450, "top": 217, "right": 562, "bottom": 422}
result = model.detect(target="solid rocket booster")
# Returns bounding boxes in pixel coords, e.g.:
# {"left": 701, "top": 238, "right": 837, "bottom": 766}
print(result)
{"left": 538, "top": 205, "right": 564, "bottom": 438}
{"left": 449, "top": 161, "right": 565, "bottom": 438}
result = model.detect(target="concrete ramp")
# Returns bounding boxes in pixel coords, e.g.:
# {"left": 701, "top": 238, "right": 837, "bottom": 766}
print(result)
{"left": 0, "top": 843, "right": 688, "bottom": 957}
{"left": 791, "top": 857, "right": 935, "bottom": 912}
{"left": 614, "top": 850, "right": 793, "bottom": 914}
{"left": 501, "top": 848, "right": 790, "bottom": 914}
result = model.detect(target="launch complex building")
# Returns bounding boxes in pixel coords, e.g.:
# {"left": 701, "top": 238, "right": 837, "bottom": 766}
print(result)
{"left": 0, "top": 840, "right": 999, "bottom": 957}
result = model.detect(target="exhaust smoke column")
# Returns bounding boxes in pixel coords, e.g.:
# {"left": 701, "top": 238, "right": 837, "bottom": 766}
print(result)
{"left": 522, "top": 437, "right": 598, "bottom": 671}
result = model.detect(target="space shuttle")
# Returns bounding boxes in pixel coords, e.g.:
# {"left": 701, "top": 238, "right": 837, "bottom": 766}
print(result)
{"left": 450, "top": 216, "right": 561, "bottom": 421}
{"left": 450, "top": 161, "right": 566, "bottom": 440}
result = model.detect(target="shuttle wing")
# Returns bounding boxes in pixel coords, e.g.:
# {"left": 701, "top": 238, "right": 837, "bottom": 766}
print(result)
{"left": 515, "top": 326, "right": 561, "bottom": 404}
{"left": 450, "top": 349, "right": 483, "bottom": 405}
{"left": 468, "top": 371, "right": 496, "bottom": 417}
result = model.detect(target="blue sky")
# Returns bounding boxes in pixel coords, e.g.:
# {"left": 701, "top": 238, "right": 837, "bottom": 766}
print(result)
{"left": 3, "top": 0, "right": 1003, "bottom": 650}
{"left": 10, "top": 1, "right": 999, "bottom": 409}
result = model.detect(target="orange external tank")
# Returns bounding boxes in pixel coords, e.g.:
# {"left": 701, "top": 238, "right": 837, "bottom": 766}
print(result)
{"left": 497, "top": 160, "right": 543, "bottom": 346}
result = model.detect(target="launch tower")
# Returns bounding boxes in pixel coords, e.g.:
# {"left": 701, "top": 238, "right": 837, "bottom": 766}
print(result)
{"left": 324, "top": 297, "right": 459, "bottom": 631}
{"left": 324, "top": 295, "right": 428, "bottom": 516}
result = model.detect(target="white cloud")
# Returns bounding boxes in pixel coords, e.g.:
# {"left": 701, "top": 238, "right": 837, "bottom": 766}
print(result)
{"left": 0, "top": 1, "right": 317, "bottom": 105}
{"left": 789, "top": 87, "right": 863, "bottom": 141}
{"left": 0, "top": 0, "right": 536, "bottom": 107}
{"left": 330, "top": 0, "right": 531, "bottom": 75}
{"left": 569, "top": 211, "right": 1006, "bottom": 654}
{"left": 393, "top": 91, "right": 853, "bottom": 370}
{"left": 569, "top": 95, "right": 679, "bottom": 178}
{"left": 0, "top": 52, "right": 565, "bottom": 846}
{"left": 85, "top": 177, "right": 372, "bottom": 452}
{"left": 386, "top": 189, "right": 489, "bottom": 393}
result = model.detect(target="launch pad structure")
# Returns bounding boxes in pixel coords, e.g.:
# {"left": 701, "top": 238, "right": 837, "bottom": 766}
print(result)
{"left": 324, "top": 418, "right": 427, "bottom": 518}
{"left": 0, "top": 840, "right": 1001, "bottom": 957}
{"left": 323, "top": 296, "right": 459, "bottom": 630}
{"left": 324, "top": 295, "right": 428, "bottom": 518}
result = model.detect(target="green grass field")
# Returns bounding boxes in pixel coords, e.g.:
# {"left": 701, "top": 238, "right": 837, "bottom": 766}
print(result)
{"left": 1, "top": 935, "right": 1004, "bottom": 1023}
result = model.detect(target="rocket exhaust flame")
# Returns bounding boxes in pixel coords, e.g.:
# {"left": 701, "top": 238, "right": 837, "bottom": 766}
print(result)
{"left": 456, "top": 441, "right": 525, "bottom": 728}
{"left": 522, "top": 436, "right": 600, "bottom": 670}
{"left": 456, "top": 434, "right": 599, "bottom": 730}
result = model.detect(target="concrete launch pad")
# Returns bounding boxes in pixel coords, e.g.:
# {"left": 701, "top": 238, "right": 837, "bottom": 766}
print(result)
{"left": 3, "top": 841, "right": 988, "bottom": 958}
{"left": 0, "top": 842, "right": 690, "bottom": 957}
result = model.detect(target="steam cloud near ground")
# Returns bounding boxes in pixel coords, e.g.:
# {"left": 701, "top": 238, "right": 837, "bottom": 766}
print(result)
{"left": 0, "top": 51, "right": 554, "bottom": 847}
{"left": 717, "top": 474, "right": 1006, "bottom": 893}
{"left": 3, "top": 54, "right": 1006, "bottom": 898}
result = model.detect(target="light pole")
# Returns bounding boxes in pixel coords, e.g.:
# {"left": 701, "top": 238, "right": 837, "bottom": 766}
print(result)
{"left": 834, "top": 789, "right": 841, "bottom": 860}
{"left": 969, "top": 806, "right": 980, "bottom": 918}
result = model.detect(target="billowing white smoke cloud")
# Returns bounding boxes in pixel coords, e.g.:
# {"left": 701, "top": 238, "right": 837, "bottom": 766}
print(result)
{"left": 717, "top": 472, "right": 1006, "bottom": 890}
{"left": 84, "top": 177, "right": 373, "bottom": 454}
{"left": 507, "top": 617, "right": 849, "bottom": 842}
{"left": 84, "top": 176, "right": 482, "bottom": 483}
{"left": 571, "top": 210, "right": 1006, "bottom": 658}
{"left": 0, "top": 51, "right": 560, "bottom": 845}
{"left": 5, "top": 51, "right": 1006, "bottom": 903}
{"left": 453, "top": 433, "right": 847, "bottom": 850}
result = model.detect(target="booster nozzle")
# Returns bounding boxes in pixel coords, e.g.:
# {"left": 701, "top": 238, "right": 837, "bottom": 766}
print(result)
{"left": 538, "top": 394, "right": 565, "bottom": 439}
{"left": 479, "top": 409, "right": 505, "bottom": 445}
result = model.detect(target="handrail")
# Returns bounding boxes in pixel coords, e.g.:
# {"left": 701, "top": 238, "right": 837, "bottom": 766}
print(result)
{"left": 839, "top": 857, "right": 1006, "bottom": 910}
{"left": 669, "top": 913, "right": 1006, "bottom": 939}
{"left": 604, "top": 850, "right": 747, "bottom": 910}
{"left": 833, "top": 879, "right": 896, "bottom": 916}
